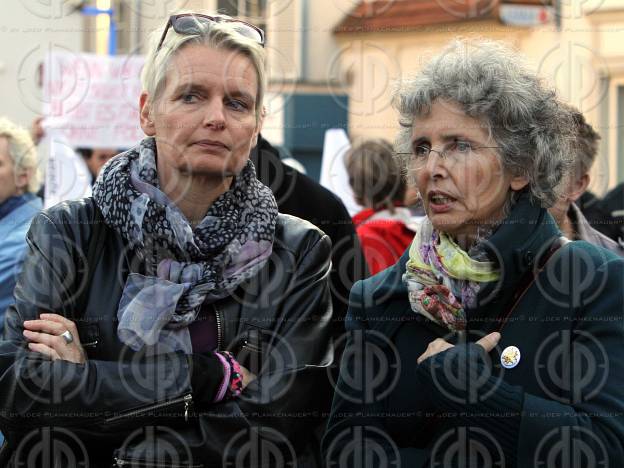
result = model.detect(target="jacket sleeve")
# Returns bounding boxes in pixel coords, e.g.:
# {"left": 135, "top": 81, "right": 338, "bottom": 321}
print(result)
{"left": 321, "top": 280, "right": 429, "bottom": 467}
{"left": 192, "top": 232, "right": 335, "bottom": 464}
{"left": 415, "top": 255, "right": 624, "bottom": 467}
{"left": 0, "top": 211, "right": 193, "bottom": 442}
{"left": 0, "top": 235, "right": 28, "bottom": 329}
{"left": 326, "top": 203, "right": 369, "bottom": 326}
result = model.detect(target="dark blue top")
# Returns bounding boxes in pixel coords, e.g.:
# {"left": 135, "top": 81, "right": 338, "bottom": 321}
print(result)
{"left": 323, "top": 193, "right": 624, "bottom": 467}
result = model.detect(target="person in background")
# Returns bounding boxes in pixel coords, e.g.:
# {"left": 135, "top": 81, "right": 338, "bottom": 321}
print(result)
{"left": 346, "top": 139, "right": 415, "bottom": 275}
{"left": 0, "top": 117, "right": 42, "bottom": 331}
{"left": 30, "top": 117, "right": 117, "bottom": 182}
{"left": 75, "top": 147, "right": 118, "bottom": 182}
{"left": 251, "top": 135, "right": 368, "bottom": 460}
{"left": 548, "top": 107, "right": 623, "bottom": 255}
{"left": 597, "top": 181, "right": 624, "bottom": 245}
{"left": 251, "top": 135, "right": 368, "bottom": 333}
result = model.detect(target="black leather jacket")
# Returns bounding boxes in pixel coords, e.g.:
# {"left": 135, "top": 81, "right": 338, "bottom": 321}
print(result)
{"left": 0, "top": 198, "right": 334, "bottom": 467}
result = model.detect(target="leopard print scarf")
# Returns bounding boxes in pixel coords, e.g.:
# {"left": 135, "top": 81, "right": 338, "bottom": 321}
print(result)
{"left": 92, "top": 137, "right": 278, "bottom": 353}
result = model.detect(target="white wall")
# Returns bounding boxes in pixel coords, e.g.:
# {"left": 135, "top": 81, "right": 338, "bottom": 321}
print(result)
{"left": 305, "top": 0, "right": 344, "bottom": 83}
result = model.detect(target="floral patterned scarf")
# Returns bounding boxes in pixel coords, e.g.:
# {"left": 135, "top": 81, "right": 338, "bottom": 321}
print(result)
{"left": 403, "top": 217, "right": 500, "bottom": 332}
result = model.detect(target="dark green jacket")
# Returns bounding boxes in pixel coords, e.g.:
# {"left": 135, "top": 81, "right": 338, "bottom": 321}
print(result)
{"left": 323, "top": 195, "right": 624, "bottom": 467}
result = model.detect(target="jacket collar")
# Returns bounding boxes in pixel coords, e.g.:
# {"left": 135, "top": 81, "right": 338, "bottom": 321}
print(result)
{"left": 0, "top": 194, "right": 41, "bottom": 225}
{"left": 569, "top": 202, "right": 624, "bottom": 256}
{"left": 368, "top": 193, "right": 561, "bottom": 331}
{"left": 0, "top": 193, "right": 36, "bottom": 221}
{"left": 471, "top": 193, "right": 561, "bottom": 326}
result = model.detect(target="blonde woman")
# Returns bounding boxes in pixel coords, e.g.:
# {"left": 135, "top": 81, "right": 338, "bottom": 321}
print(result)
{"left": 0, "top": 13, "right": 333, "bottom": 467}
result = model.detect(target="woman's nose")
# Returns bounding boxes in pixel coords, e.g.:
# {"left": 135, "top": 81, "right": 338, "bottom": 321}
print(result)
{"left": 202, "top": 99, "right": 226, "bottom": 130}
{"left": 424, "top": 148, "right": 448, "bottom": 178}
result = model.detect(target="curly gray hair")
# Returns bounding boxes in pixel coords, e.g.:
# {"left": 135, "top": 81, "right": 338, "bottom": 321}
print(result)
{"left": 394, "top": 39, "right": 575, "bottom": 208}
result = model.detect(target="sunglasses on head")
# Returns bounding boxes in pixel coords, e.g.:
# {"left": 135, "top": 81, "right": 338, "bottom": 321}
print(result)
{"left": 156, "top": 13, "right": 265, "bottom": 53}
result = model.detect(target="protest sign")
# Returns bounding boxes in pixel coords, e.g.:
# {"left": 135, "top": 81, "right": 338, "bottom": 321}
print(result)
{"left": 42, "top": 51, "right": 145, "bottom": 149}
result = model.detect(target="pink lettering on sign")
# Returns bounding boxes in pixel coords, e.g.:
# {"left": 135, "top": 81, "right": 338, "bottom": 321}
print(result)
{"left": 45, "top": 52, "right": 145, "bottom": 148}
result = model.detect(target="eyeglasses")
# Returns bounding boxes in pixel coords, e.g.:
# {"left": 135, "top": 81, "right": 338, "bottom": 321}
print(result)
{"left": 397, "top": 140, "right": 500, "bottom": 167}
{"left": 156, "top": 14, "right": 265, "bottom": 53}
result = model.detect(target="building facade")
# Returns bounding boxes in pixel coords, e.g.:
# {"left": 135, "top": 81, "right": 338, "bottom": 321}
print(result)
{"left": 332, "top": 0, "right": 624, "bottom": 193}
{"left": 3, "top": 0, "right": 624, "bottom": 189}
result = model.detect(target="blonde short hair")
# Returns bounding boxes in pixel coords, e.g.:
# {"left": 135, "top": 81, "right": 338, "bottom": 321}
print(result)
{"left": 141, "top": 11, "right": 266, "bottom": 120}
{"left": 0, "top": 117, "right": 41, "bottom": 194}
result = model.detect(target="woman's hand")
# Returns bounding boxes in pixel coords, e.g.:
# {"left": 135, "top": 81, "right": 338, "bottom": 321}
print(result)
{"left": 417, "top": 332, "right": 501, "bottom": 365}
{"left": 239, "top": 364, "right": 256, "bottom": 389}
{"left": 23, "top": 313, "right": 87, "bottom": 364}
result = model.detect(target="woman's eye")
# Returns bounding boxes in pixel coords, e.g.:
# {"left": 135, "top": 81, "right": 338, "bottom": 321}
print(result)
{"left": 227, "top": 99, "right": 249, "bottom": 111}
{"left": 414, "top": 145, "right": 430, "bottom": 157}
{"left": 455, "top": 140, "right": 472, "bottom": 153}
{"left": 181, "top": 94, "right": 199, "bottom": 103}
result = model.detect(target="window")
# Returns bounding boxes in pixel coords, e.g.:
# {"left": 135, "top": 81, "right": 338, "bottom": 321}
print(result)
{"left": 216, "top": 0, "right": 267, "bottom": 43}
{"left": 217, "top": 0, "right": 267, "bottom": 18}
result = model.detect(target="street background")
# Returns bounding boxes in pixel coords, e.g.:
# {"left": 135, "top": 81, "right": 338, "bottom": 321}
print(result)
{"left": 1, "top": 0, "right": 623, "bottom": 195}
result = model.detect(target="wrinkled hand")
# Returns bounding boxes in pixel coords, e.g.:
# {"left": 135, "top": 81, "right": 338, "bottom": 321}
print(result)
{"left": 416, "top": 332, "right": 501, "bottom": 365}
{"left": 23, "top": 312, "right": 87, "bottom": 364}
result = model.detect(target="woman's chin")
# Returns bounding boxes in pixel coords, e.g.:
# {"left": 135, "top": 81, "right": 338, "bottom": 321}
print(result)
{"left": 428, "top": 214, "right": 477, "bottom": 240}
{"left": 428, "top": 212, "right": 459, "bottom": 234}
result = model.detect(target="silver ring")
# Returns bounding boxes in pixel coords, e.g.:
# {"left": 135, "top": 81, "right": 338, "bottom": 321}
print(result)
{"left": 60, "top": 330, "right": 74, "bottom": 345}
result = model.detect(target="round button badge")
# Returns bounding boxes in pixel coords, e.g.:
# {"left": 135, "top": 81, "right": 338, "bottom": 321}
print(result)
{"left": 500, "top": 346, "right": 521, "bottom": 369}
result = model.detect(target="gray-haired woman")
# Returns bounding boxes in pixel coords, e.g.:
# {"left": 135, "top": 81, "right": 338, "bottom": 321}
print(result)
{"left": 0, "top": 12, "right": 333, "bottom": 467}
{"left": 323, "top": 39, "right": 624, "bottom": 467}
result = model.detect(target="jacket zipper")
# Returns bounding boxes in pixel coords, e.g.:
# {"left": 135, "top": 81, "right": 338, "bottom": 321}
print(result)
{"left": 214, "top": 304, "right": 223, "bottom": 351}
{"left": 105, "top": 394, "right": 193, "bottom": 424}
{"left": 113, "top": 458, "right": 203, "bottom": 467}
